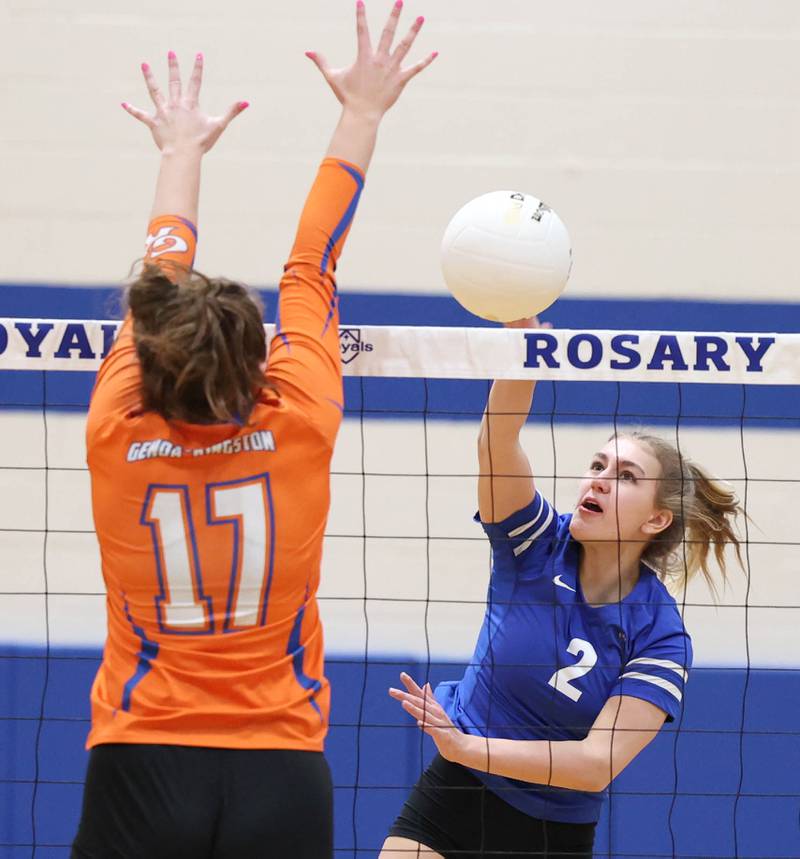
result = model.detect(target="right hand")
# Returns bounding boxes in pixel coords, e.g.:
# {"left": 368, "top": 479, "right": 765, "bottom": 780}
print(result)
{"left": 306, "top": 0, "right": 437, "bottom": 120}
{"left": 122, "top": 52, "right": 248, "bottom": 155}
{"left": 504, "top": 316, "right": 553, "bottom": 331}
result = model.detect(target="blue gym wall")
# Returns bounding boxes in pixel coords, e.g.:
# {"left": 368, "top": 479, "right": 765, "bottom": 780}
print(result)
{"left": 3, "top": 649, "right": 799, "bottom": 858}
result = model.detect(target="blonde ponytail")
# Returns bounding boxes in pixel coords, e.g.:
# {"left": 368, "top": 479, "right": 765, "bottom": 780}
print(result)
{"left": 615, "top": 432, "right": 745, "bottom": 596}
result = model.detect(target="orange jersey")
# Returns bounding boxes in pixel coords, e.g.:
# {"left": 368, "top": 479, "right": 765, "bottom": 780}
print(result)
{"left": 85, "top": 158, "right": 364, "bottom": 751}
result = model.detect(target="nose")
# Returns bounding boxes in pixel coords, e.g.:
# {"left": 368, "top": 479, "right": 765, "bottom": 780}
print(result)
{"left": 591, "top": 473, "right": 611, "bottom": 494}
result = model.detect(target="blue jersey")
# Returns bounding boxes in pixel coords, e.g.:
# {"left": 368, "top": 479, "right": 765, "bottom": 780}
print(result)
{"left": 437, "top": 492, "right": 693, "bottom": 824}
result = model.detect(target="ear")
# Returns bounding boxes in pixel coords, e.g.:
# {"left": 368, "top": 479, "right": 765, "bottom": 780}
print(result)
{"left": 642, "top": 508, "right": 673, "bottom": 536}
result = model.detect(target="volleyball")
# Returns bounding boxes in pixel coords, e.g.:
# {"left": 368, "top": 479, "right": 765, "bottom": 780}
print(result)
{"left": 440, "top": 191, "right": 572, "bottom": 322}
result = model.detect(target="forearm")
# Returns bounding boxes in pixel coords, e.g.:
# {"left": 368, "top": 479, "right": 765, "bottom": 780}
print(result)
{"left": 150, "top": 147, "right": 203, "bottom": 224}
{"left": 480, "top": 380, "right": 537, "bottom": 444}
{"left": 325, "top": 108, "right": 382, "bottom": 174}
{"left": 477, "top": 379, "right": 537, "bottom": 520}
{"left": 286, "top": 159, "right": 364, "bottom": 274}
{"left": 456, "top": 733, "right": 605, "bottom": 793}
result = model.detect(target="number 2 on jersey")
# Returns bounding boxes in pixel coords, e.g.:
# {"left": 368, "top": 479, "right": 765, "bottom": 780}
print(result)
{"left": 547, "top": 638, "right": 598, "bottom": 702}
{"left": 141, "top": 474, "right": 275, "bottom": 635}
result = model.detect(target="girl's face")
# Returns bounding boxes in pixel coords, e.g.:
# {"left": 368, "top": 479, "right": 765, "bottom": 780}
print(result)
{"left": 569, "top": 437, "right": 672, "bottom": 549}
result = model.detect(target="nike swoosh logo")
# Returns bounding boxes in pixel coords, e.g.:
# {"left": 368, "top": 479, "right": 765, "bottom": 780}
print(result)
{"left": 553, "top": 574, "right": 576, "bottom": 592}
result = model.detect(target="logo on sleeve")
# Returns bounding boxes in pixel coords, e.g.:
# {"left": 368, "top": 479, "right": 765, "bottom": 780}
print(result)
{"left": 339, "top": 328, "right": 374, "bottom": 365}
{"left": 145, "top": 226, "right": 188, "bottom": 258}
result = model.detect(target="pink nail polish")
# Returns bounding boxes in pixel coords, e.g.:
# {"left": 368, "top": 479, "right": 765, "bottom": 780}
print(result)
{"left": 121, "top": 102, "right": 128, "bottom": 109}
{"left": 196, "top": 52, "right": 203, "bottom": 61}
{"left": 141, "top": 62, "right": 149, "bottom": 72}
{"left": 239, "top": 101, "right": 250, "bottom": 110}
{"left": 416, "top": 15, "right": 425, "bottom": 24}
{"left": 305, "top": 51, "right": 316, "bottom": 58}
{"left": 168, "top": 50, "right": 176, "bottom": 60}
{"left": 432, "top": 50, "right": 439, "bottom": 58}
{"left": 356, "top": 0, "right": 364, "bottom": 8}
{"left": 395, "top": 0, "right": 403, "bottom": 8}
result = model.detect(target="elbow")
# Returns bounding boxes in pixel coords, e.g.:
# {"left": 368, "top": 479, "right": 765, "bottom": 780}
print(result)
{"left": 579, "top": 746, "right": 614, "bottom": 794}
{"left": 547, "top": 744, "right": 612, "bottom": 793}
{"left": 562, "top": 771, "right": 608, "bottom": 795}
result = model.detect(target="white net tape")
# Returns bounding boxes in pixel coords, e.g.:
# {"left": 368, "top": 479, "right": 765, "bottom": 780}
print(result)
{"left": 0, "top": 319, "right": 795, "bottom": 384}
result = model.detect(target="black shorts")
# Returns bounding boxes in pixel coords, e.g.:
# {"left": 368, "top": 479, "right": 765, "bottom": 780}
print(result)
{"left": 388, "top": 754, "right": 596, "bottom": 859}
{"left": 71, "top": 743, "right": 332, "bottom": 859}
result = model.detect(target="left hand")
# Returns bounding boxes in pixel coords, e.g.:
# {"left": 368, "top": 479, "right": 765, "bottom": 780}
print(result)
{"left": 504, "top": 316, "right": 553, "bottom": 331}
{"left": 389, "top": 672, "right": 467, "bottom": 763}
{"left": 306, "top": 1, "right": 437, "bottom": 121}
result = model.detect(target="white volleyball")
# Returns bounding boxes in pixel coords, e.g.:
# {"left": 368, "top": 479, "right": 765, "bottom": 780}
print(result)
{"left": 441, "top": 191, "right": 572, "bottom": 322}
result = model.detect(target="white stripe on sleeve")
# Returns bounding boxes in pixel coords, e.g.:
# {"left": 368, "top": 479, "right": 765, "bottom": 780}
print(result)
{"left": 626, "top": 657, "right": 688, "bottom": 682}
{"left": 619, "top": 671, "right": 683, "bottom": 702}
{"left": 507, "top": 497, "right": 546, "bottom": 538}
{"left": 512, "top": 507, "right": 554, "bottom": 557}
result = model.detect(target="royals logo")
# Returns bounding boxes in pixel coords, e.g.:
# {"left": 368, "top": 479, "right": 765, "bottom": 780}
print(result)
{"left": 339, "top": 327, "right": 374, "bottom": 364}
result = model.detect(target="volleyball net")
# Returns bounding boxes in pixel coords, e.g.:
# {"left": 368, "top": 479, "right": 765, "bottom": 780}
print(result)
{"left": 1, "top": 319, "right": 798, "bottom": 858}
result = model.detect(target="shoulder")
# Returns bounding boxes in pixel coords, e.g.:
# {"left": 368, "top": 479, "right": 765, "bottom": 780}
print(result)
{"left": 637, "top": 567, "right": 685, "bottom": 619}
{"left": 627, "top": 567, "right": 692, "bottom": 655}
{"left": 87, "top": 316, "right": 143, "bottom": 431}
{"left": 476, "top": 493, "right": 575, "bottom": 579}
{"left": 476, "top": 492, "right": 557, "bottom": 543}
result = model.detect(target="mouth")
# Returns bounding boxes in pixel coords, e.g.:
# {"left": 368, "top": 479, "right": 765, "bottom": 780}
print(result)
{"left": 579, "top": 498, "right": 603, "bottom": 514}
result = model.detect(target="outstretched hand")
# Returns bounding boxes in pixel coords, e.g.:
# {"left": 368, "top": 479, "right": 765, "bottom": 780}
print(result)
{"left": 389, "top": 672, "right": 466, "bottom": 763}
{"left": 122, "top": 52, "right": 248, "bottom": 155}
{"left": 307, "top": 0, "right": 437, "bottom": 119}
{"left": 504, "top": 316, "right": 553, "bottom": 330}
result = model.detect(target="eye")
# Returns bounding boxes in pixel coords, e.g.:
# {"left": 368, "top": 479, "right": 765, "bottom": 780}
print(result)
{"left": 619, "top": 470, "right": 637, "bottom": 483}
{"left": 589, "top": 460, "right": 603, "bottom": 472}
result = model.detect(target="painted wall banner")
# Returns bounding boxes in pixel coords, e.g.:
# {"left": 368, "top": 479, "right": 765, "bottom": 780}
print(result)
{"left": 0, "top": 318, "right": 795, "bottom": 385}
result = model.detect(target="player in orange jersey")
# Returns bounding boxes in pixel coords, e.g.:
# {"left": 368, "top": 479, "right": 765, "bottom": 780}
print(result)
{"left": 70, "top": 4, "right": 436, "bottom": 858}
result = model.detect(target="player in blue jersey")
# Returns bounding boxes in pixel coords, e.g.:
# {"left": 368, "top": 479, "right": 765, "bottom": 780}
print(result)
{"left": 381, "top": 318, "right": 744, "bottom": 859}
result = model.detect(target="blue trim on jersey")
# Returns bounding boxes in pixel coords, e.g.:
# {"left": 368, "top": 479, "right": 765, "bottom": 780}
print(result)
{"left": 319, "top": 162, "right": 365, "bottom": 336}
{"left": 320, "top": 165, "right": 364, "bottom": 276}
{"left": 205, "top": 473, "right": 275, "bottom": 632}
{"left": 175, "top": 216, "right": 198, "bottom": 240}
{"left": 439, "top": 493, "right": 693, "bottom": 824}
{"left": 287, "top": 587, "right": 323, "bottom": 720}
{"left": 273, "top": 299, "right": 291, "bottom": 352}
{"left": 119, "top": 596, "right": 160, "bottom": 713}
{"left": 141, "top": 484, "right": 215, "bottom": 636}
{"left": 325, "top": 397, "right": 345, "bottom": 414}
{"left": 320, "top": 288, "right": 339, "bottom": 338}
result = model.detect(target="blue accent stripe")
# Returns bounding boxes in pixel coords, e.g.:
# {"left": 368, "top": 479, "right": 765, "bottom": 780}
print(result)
{"left": 175, "top": 216, "right": 198, "bottom": 240}
{"left": 2, "top": 286, "right": 798, "bottom": 331}
{"left": 120, "top": 597, "right": 159, "bottom": 713}
{"left": 273, "top": 294, "right": 291, "bottom": 352}
{"left": 320, "top": 289, "right": 339, "bottom": 338}
{"left": 319, "top": 164, "right": 365, "bottom": 278}
{"left": 325, "top": 397, "right": 345, "bottom": 414}
{"left": 319, "top": 164, "right": 365, "bottom": 337}
{"left": 287, "top": 590, "right": 323, "bottom": 719}
{"left": 205, "top": 473, "right": 275, "bottom": 632}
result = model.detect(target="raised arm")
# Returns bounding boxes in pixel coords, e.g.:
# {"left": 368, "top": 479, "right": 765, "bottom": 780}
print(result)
{"left": 122, "top": 52, "right": 248, "bottom": 266}
{"left": 88, "top": 54, "right": 249, "bottom": 423}
{"left": 478, "top": 318, "right": 550, "bottom": 522}
{"left": 308, "top": 0, "right": 437, "bottom": 171}
{"left": 267, "top": 1, "right": 436, "bottom": 437}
